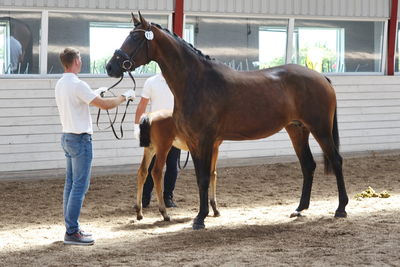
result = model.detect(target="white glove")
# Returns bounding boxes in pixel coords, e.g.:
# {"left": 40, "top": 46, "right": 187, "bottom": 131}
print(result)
{"left": 94, "top": 87, "right": 108, "bottom": 96}
{"left": 122, "top": 89, "right": 135, "bottom": 101}
{"left": 133, "top": 123, "right": 140, "bottom": 140}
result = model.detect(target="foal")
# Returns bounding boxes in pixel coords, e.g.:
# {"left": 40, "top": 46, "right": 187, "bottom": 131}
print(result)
{"left": 134, "top": 110, "right": 220, "bottom": 221}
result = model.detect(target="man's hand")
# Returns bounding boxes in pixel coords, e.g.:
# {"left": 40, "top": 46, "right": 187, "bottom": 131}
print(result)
{"left": 133, "top": 124, "right": 140, "bottom": 140}
{"left": 122, "top": 89, "right": 135, "bottom": 101}
{"left": 94, "top": 87, "right": 108, "bottom": 96}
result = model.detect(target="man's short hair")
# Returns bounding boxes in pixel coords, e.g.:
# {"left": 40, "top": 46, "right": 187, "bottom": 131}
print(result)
{"left": 59, "top": 47, "right": 79, "bottom": 69}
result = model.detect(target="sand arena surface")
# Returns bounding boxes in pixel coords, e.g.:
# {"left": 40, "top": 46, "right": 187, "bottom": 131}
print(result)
{"left": 0, "top": 154, "right": 399, "bottom": 266}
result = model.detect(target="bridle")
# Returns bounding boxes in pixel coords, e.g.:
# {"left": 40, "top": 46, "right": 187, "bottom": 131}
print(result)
{"left": 113, "top": 27, "right": 153, "bottom": 72}
{"left": 96, "top": 26, "right": 154, "bottom": 140}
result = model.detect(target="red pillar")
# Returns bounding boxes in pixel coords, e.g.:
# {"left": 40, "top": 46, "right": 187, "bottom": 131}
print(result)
{"left": 173, "top": 0, "right": 184, "bottom": 37}
{"left": 387, "top": 0, "right": 398, "bottom": 75}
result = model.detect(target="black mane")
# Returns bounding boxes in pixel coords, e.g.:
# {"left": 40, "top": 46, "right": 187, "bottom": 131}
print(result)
{"left": 151, "top": 23, "right": 213, "bottom": 61}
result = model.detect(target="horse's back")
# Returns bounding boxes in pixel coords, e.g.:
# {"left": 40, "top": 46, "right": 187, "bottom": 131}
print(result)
{"left": 146, "top": 110, "right": 189, "bottom": 151}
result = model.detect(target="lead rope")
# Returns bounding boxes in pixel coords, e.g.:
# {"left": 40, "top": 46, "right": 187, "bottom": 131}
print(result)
{"left": 178, "top": 151, "right": 190, "bottom": 170}
{"left": 96, "top": 72, "right": 136, "bottom": 140}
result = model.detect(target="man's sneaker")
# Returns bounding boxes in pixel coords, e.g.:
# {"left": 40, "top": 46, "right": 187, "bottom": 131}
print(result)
{"left": 78, "top": 229, "right": 92, "bottom": 237}
{"left": 64, "top": 231, "right": 94, "bottom": 246}
{"left": 164, "top": 196, "right": 177, "bottom": 208}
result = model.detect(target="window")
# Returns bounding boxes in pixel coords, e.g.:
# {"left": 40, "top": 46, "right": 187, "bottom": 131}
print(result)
{"left": 293, "top": 20, "right": 384, "bottom": 73}
{"left": 258, "top": 26, "right": 287, "bottom": 69}
{"left": 89, "top": 22, "right": 132, "bottom": 74}
{"left": 293, "top": 27, "right": 344, "bottom": 73}
{"left": 395, "top": 23, "right": 400, "bottom": 72}
{"left": 48, "top": 12, "right": 168, "bottom": 74}
{"left": 0, "top": 21, "right": 7, "bottom": 74}
{"left": 184, "top": 17, "right": 288, "bottom": 71}
{"left": 0, "top": 11, "right": 41, "bottom": 75}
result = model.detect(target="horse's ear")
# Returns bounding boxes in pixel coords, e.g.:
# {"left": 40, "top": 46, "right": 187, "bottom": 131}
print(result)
{"left": 131, "top": 12, "right": 140, "bottom": 26}
{"left": 138, "top": 11, "right": 149, "bottom": 28}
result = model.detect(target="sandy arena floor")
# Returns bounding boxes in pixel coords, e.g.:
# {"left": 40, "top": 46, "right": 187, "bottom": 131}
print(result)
{"left": 0, "top": 154, "right": 399, "bottom": 266}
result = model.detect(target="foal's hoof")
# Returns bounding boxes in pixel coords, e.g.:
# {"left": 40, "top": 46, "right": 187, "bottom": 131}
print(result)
{"left": 290, "top": 210, "right": 303, "bottom": 218}
{"left": 334, "top": 210, "right": 347, "bottom": 218}
{"left": 213, "top": 211, "right": 221, "bottom": 217}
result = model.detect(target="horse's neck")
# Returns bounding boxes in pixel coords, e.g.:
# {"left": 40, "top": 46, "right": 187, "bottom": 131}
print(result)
{"left": 153, "top": 35, "right": 205, "bottom": 107}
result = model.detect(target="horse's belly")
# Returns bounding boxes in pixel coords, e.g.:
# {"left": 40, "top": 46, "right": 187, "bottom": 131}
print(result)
{"left": 220, "top": 126, "right": 283, "bottom": 141}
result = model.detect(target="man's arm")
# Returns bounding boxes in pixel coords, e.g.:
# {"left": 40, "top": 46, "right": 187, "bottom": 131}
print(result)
{"left": 135, "top": 97, "right": 150, "bottom": 123}
{"left": 90, "top": 95, "right": 125, "bottom": 110}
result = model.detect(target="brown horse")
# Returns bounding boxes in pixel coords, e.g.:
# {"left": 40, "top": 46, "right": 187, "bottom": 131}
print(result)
{"left": 134, "top": 110, "right": 220, "bottom": 221}
{"left": 106, "top": 12, "right": 348, "bottom": 230}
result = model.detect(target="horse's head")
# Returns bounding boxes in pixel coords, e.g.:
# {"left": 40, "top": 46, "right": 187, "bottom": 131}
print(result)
{"left": 106, "top": 12, "right": 153, "bottom": 78}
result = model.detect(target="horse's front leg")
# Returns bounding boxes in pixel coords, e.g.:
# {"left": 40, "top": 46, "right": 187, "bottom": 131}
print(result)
{"left": 152, "top": 148, "right": 170, "bottom": 221}
{"left": 135, "top": 147, "right": 155, "bottom": 220}
{"left": 191, "top": 142, "right": 214, "bottom": 230}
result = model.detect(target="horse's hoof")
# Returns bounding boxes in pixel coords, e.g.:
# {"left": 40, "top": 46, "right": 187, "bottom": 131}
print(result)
{"left": 334, "top": 210, "right": 347, "bottom": 218}
{"left": 290, "top": 211, "right": 303, "bottom": 218}
{"left": 192, "top": 222, "right": 205, "bottom": 230}
{"left": 213, "top": 211, "right": 221, "bottom": 217}
{"left": 164, "top": 216, "right": 171, "bottom": 221}
{"left": 137, "top": 214, "right": 143, "bottom": 221}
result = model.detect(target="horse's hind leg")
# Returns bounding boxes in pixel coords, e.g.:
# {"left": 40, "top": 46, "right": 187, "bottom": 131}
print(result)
{"left": 151, "top": 146, "right": 171, "bottom": 221}
{"left": 209, "top": 141, "right": 222, "bottom": 217}
{"left": 286, "top": 124, "right": 316, "bottom": 217}
{"left": 135, "top": 147, "right": 155, "bottom": 220}
{"left": 311, "top": 128, "right": 348, "bottom": 218}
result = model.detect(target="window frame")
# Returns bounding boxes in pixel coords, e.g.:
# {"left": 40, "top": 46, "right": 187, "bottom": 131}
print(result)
{"left": 184, "top": 13, "right": 388, "bottom": 76}
{"left": 0, "top": 8, "right": 390, "bottom": 78}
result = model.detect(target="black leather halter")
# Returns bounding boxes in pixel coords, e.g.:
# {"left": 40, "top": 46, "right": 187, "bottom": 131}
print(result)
{"left": 113, "top": 27, "right": 152, "bottom": 72}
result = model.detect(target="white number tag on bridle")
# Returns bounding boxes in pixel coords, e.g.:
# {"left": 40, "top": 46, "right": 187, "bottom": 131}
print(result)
{"left": 145, "top": 31, "right": 154, "bottom": 40}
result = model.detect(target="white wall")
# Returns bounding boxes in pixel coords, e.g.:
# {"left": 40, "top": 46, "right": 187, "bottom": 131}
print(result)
{"left": 1, "top": 75, "right": 400, "bottom": 175}
{"left": 184, "top": 0, "right": 390, "bottom": 19}
{"left": 0, "top": 0, "right": 174, "bottom": 11}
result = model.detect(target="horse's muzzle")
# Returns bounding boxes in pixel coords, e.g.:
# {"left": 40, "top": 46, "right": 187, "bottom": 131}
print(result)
{"left": 106, "top": 62, "right": 123, "bottom": 78}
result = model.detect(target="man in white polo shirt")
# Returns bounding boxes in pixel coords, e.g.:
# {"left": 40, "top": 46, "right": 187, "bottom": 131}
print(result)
{"left": 134, "top": 73, "right": 180, "bottom": 208}
{"left": 55, "top": 47, "right": 135, "bottom": 246}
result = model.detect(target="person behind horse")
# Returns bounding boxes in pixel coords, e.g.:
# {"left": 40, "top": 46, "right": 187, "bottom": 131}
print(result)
{"left": 134, "top": 73, "right": 180, "bottom": 208}
{"left": 55, "top": 47, "right": 135, "bottom": 245}
{"left": 9, "top": 26, "right": 23, "bottom": 73}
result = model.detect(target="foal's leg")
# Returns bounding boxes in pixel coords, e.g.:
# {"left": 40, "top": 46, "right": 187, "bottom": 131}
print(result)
{"left": 311, "top": 128, "right": 348, "bottom": 218}
{"left": 135, "top": 147, "right": 155, "bottom": 220}
{"left": 209, "top": 141, "right": 222, "bottom": 217}
{"left": 286, "top": 124, "right": 316, "bottom": 217}
{"left": 151, "top": 145, "right": 171, "bottom": 221}
{"left": 191, "top": 140, "right": 214, "bottom": 230}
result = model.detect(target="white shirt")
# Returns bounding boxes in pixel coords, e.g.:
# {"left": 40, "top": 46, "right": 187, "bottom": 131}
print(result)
{"left": 141, "top": 73, "right": 174, "bottom": 111}
{"left": 55, "top": 73, "right": 97, "bottom": 134}
{"left": 10, "top": 36, "right": 22, "bottom": 72}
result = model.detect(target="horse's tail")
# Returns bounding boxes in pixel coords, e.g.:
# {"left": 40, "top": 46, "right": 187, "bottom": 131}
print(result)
{"left": 139, "top": 115, "right": 151, "bottom": 147}
{"left": 324, "top": 76, "right": 340, "bottom": 174}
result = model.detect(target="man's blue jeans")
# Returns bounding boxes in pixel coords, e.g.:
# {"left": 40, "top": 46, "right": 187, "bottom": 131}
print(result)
{"left": 61, "top": 133, "right": 93, "bottom": 235}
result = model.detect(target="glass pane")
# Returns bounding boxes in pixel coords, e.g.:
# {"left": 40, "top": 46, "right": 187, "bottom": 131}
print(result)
{"left": 293, "top": 20, "right": 384, "bottom": 73}
{"left": 0, "top": 11, "right": 41, "bottom": 75}
{"left": 184, "top": 17, "right": 288, "bottom": 71}
{"left": 0, "top": 21, "right": 6, "bottom": 74}
{"left": 396, "top": 23, "right": 400, "bottom": 72}
{"left": 48, "top": 12, "right": 168, "bottom": 74}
